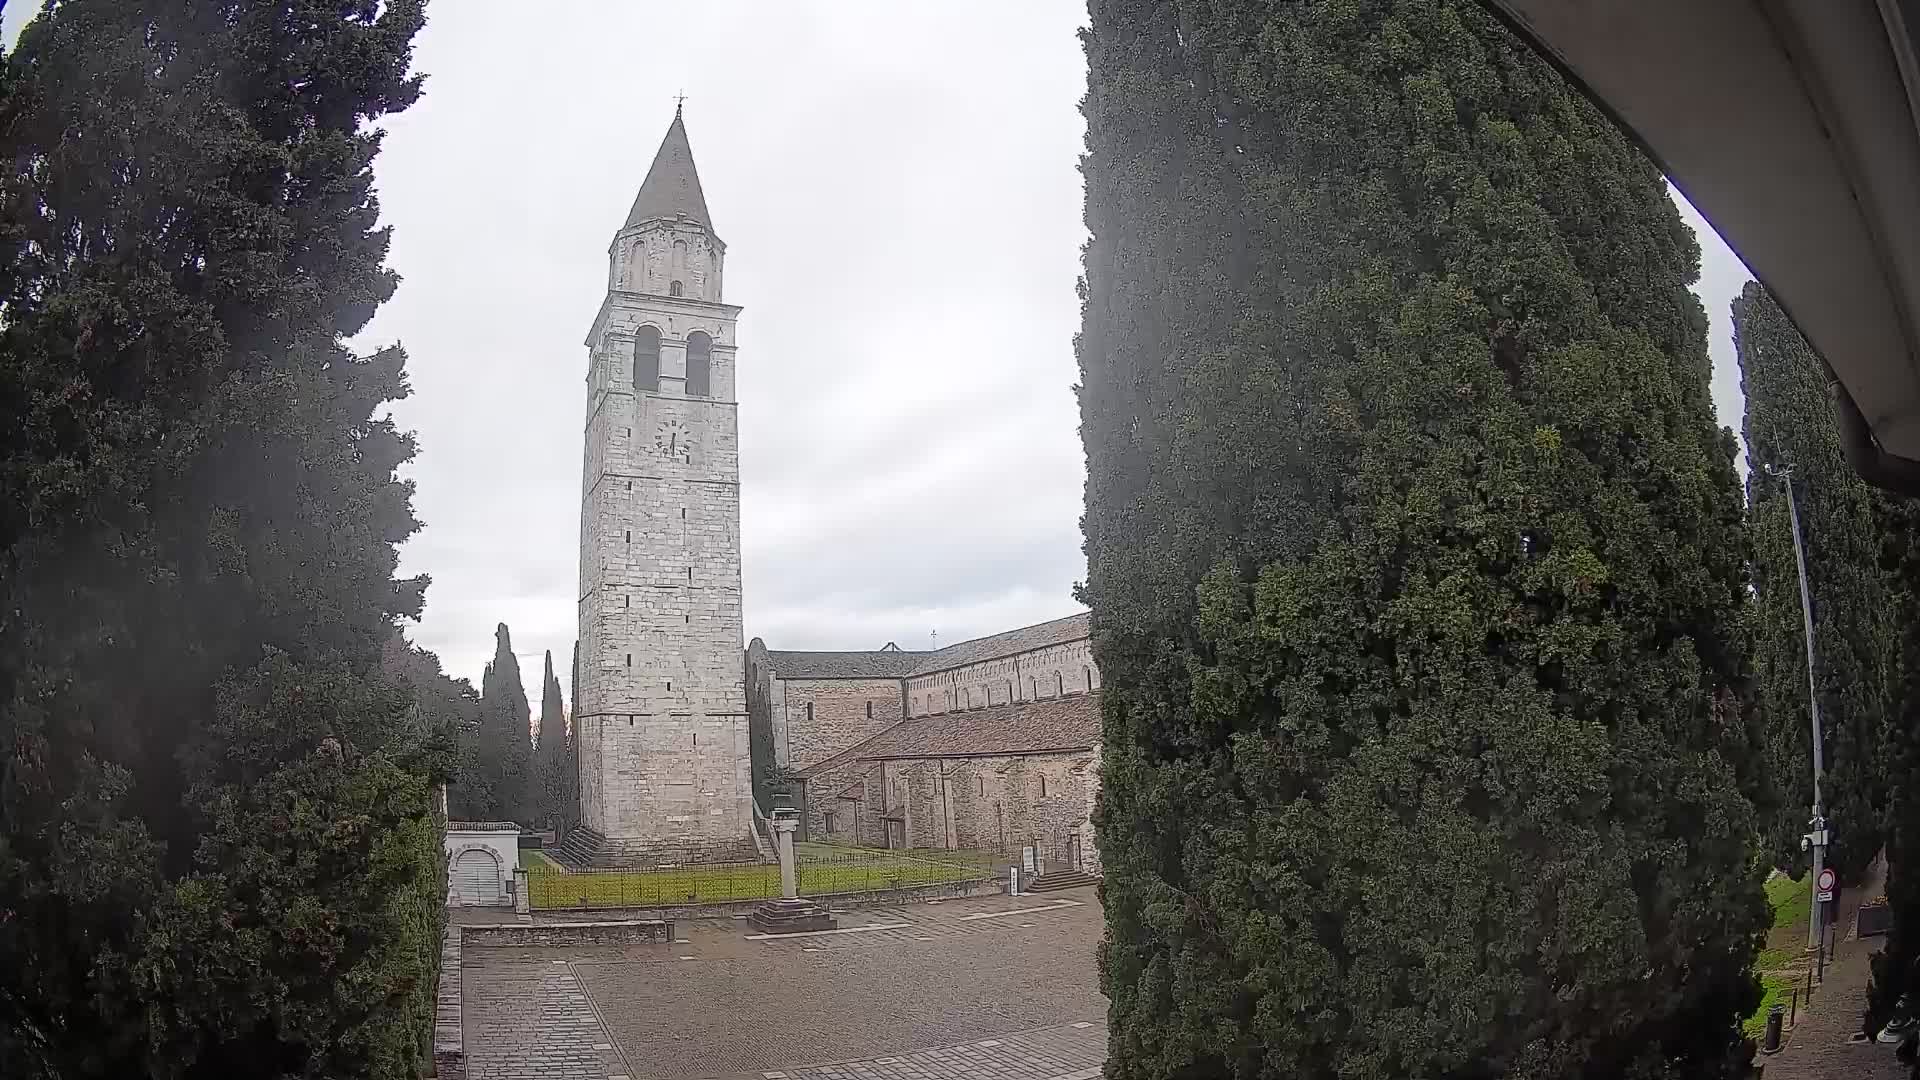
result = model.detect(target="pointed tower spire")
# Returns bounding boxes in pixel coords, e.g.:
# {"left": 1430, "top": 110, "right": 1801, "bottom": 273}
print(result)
{"left": 625, "top": 109, "right": 712, "bottom": 231}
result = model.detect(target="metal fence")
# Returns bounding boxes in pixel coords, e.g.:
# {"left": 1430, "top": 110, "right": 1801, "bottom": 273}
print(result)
{"left": 526, "top": 847, "right": 994, "bottom": 911}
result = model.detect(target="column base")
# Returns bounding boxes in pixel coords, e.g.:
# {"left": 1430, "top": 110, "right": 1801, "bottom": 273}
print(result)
{"left": 748, "top": 896, "right": 838, "bottom": 934}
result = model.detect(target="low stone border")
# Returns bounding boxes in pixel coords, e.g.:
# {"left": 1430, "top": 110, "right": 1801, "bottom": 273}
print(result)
{"left": 461, "top": 918, "right": 676, "bottom": 948}
{"left": 528, "top": 873, "right": 1002, "bottom": 921}
{"left": 433, "top": 926, "right": 464, "bottom": 1079}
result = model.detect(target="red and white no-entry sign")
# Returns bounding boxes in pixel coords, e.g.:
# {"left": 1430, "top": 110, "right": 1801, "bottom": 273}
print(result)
{"left": 1816, "top": 867, "right": 1837, "bottom": 902}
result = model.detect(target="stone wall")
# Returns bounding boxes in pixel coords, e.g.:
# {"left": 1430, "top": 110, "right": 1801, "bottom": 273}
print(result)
{"left": 804, "top": 751, "right": 876, "bottom": 845}
{"left": 433, "top": 927, "right": 464, "bottom": 1080}
{"left": 905, "top": 639, "right": 1099, "bottom": 718}
{"left": 613, "top": 218, "right": 723, "bottom": 303}
{"left": 774, "top": 677, "right": 905, "bottom": 772}
{"left": 461, "top": 919, "right": 676, "bottom": 948}
{"left": 803, "top": 749, "right": 1097, "bottom": 871}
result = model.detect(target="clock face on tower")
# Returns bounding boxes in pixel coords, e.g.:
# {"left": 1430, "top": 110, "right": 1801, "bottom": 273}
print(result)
{"left": 653, "top": 418, "right": 693, "bottom": 463}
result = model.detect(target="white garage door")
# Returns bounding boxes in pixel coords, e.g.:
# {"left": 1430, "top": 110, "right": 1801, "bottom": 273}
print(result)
{"left": 452, "top": 849, "right": 502, "bottom": 906}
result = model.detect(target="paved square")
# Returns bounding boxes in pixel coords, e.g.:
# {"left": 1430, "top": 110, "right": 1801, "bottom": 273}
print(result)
{"left": 462, "top": 888, "right": 1106, "bottom": 1080}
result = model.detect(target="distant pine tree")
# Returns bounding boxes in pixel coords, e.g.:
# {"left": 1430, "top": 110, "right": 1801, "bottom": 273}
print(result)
{"left": 0, "top": 2, "right": 443, "bottom": 1075}
{"left": 1078, "top": 1, "right": 1766, "bottom": 1076}
{"left": 1736, "top": 282, "right": 1897, "bottom": 882}
{"left": 534, "top": 650, "right": 567, "bottom": 833}
{"left": 476, "top": 623, "right": 534, "bottom": 824}
{"left": 565, "top": 641, "right": 582, "bottom": 836}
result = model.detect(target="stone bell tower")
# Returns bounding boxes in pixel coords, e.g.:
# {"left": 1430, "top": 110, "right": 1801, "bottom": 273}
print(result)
{"left": 569, "top": 107, "right": 753, "bottom": 865}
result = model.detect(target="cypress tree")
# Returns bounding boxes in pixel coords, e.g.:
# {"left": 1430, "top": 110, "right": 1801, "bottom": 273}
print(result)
{"left": 0, "top": 2, "right": 442, "bottom": 1075}
{"left": 1077, "top": 2, "right": 1765, "bottom": 1077}
{"left": 1734, "top": 282, "right": 1896, "bottom": 882}
{"left": 534, "top": 650, "right": 567, "bottom": 833}
{"left": 565, "top": 641, "right": 581, "bottom": 836}
{"left": 476, "top": 622, "right": 533, "bottom": 824}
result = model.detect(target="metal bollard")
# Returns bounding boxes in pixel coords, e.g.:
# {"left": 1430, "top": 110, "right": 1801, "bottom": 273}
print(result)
{"left": 1789, "top": 987, "right": 1797, "bottom": 1028}
{"left": 1761, "top": 1004, "right": 1786, "bottom": 1054}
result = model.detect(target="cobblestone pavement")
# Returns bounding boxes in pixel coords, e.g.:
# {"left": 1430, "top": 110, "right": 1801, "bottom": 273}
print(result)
{"left": 462, "top": 963, "right": 630, "bottom": 1080}
{"left": 462, "top": 888, "right": 1106, "bottom": 1080}
{"left": 759, "top": 1021, "right": 1105, "bottom": 1080}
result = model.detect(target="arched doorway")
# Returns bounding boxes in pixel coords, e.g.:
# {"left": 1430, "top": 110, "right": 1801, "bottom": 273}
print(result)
{"left": 451, "top": 847, "right": 503, "bottom": 906}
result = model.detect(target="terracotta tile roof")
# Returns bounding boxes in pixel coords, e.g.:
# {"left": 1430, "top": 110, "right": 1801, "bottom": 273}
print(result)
{"left": 762, "top": 649, "right": 922, "bottom": 680}
{"left": 447, "top": 821, "right": 521, "bottom": 832}
{"left": 907, "top": 612, "right": 1090, "bottom": 676}
{"left": 761, "top": 611, "right": 1090, "bottom": 681}
{"left": 800, "top": 693, "right": 1100, "bottom": 777}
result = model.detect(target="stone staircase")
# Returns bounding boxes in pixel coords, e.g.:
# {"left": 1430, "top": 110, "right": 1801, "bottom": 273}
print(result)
{"left": 1025, "top": 868, "right": 1099, "bottom": 893}
{"left": 550, "top": 826, "right": 764, "bottom": 869}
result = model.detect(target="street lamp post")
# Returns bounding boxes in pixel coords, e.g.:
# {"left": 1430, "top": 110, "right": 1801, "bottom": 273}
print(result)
{"left": 1764, "top": 462, "right": 1830, "bottom": 951}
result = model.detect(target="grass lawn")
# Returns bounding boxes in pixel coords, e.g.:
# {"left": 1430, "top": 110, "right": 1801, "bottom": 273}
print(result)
{"left": 526, "top": 848, "right": 986, "bottom": 909}
{"left": 1766, "top": 872, "right": 1812, "bottom": 933}
{"left": 1744, "top": 972, "right": 1799, "bottom": 1037}
{"left": 519, "top": 848, "right": 564, "bottom": 872}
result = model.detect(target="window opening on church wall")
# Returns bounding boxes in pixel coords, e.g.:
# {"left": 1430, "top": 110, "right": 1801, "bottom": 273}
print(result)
{"left": 686, "top": 331, "right": 712, "bottom": 396}
{"left": 634, "top": 325, "right": 661, "bottom": 392}
{"left": 669, "top": 280, "right": 684, "bottom": 296}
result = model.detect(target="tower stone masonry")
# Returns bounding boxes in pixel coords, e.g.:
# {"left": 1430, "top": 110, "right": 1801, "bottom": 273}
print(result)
{"left": 568, "top": 108, "right": 754, "bottom": 864}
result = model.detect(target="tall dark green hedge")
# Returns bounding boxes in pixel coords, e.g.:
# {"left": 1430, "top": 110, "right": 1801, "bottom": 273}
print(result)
{"left": 1077, "top": 2, "right": 1766, "bottom": 1076}
{"left": 1734, "top": 282, "right": 1896, "bottom": 883}
{"left": 0, "top": 2, "right": 445, "bottom": 1076}
{"left": 1872, "top": 496, "right": 1920, "bottom": 1046}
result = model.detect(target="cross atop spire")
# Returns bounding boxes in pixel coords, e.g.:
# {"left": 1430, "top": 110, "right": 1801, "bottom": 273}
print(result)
{"left": 673, "top": 89, "right": 686, "bottom": 117}
{"left": 623, "top": 108, "right": 712, "bottom": 232}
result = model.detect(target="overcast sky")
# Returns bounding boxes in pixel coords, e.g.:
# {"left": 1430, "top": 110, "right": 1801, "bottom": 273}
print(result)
{"left": 3, "top": 2, "right": 1755, "bottom": 703}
